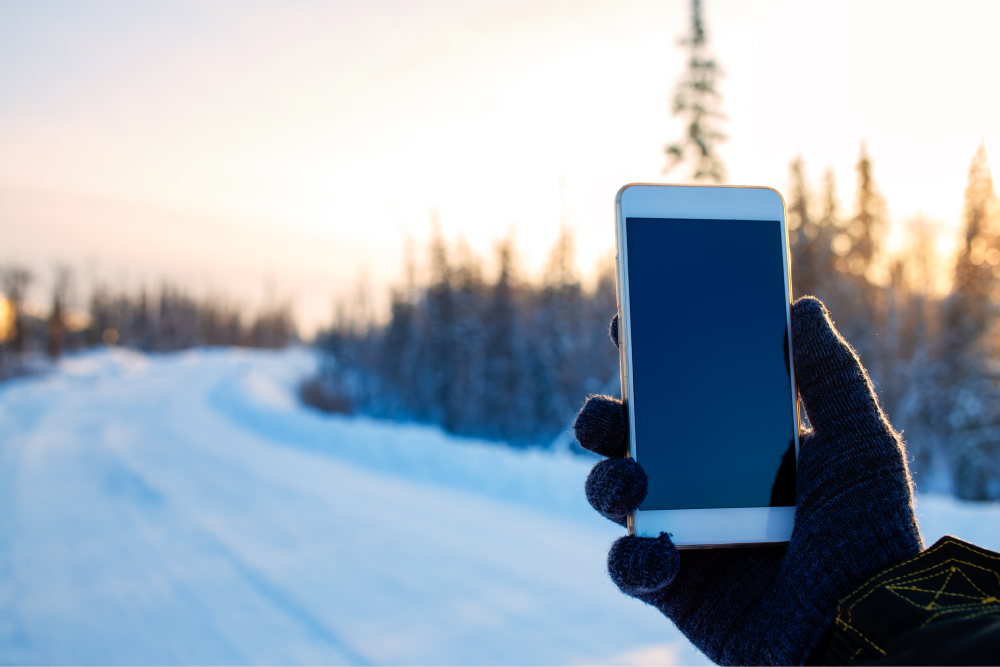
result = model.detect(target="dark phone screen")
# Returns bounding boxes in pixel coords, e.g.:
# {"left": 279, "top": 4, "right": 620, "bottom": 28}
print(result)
{"left": 625, "top": 218, "right": 796, "bottom": 510}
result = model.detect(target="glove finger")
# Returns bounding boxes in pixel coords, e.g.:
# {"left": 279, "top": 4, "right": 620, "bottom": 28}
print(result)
{"left": 791, "top": 296, "right": 887, "bottom": 435}
{"left": 610, "top": 313, "right": 620, "bottom": 348}
{"left": 608, "top": 533, "right": 681, "bottom": 598}
{"left": 573, "top": 394, "right": 628, "bottom": 457}
{"left": 585, "top": 457, "right": 647, "bottom": 525}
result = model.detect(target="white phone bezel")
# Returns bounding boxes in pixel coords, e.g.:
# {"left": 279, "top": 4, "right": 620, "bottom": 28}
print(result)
{"left": 614, "top": 184, "right": 799, "bottom": 548}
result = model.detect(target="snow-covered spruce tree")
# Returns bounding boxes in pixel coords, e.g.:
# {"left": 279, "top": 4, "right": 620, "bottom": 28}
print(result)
{"left": 422, "top": 223, "right": 460, "bottom": 430}
{"left": 845, "top": 144, "right": 886, "bottom": 280}
{"left": 46, "top": 268, "right": 71, "bottom": 359}
{"left": 787, "top": 158, "right": 838, "bottom": 301}
{"left": 939, "top": 143, "right": 1000, "bottom": 500}
{"left": 664, "top": 0, "right": 726, "bottom": 183}
{"left": 525, "top": 224, "right": 584, "bottom": 438}
{"left": 880, "top": 214, "right": 948, "bottom": 486}
{"left": 481, "top": 237, "right": 530, "bottom": 441}
{"left": 818, "top": 145, "right": 888, "bottom": 375}
{"left": 447, "top": 238, "right": 490, "bottom": 436}
{"left": 381, "top": 271, "right": 421, "bottom": 417}
{"left": 787, "top": 156, "right": 813, "bottom": 279}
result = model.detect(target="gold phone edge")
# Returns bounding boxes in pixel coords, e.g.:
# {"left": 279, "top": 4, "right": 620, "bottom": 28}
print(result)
{"left": 614, "top": 183, "right": 795, "bottom": 547}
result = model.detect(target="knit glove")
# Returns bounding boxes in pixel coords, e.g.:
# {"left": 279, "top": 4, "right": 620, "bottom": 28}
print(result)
{"left": 573, "top": 296, "right": 923, "bottom": 666}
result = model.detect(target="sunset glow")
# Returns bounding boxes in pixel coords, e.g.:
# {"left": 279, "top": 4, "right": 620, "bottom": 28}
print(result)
{"left": 2, "top": 0, "right": 999, "bottom": 334}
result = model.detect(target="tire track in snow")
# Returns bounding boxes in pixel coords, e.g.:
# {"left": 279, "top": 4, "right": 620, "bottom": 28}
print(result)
{"left": 184, "top": 522, "right": 370, "bottom": 666}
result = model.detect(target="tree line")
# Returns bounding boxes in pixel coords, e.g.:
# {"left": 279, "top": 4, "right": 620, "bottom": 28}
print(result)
{"left": 312, "top": 143, "right": 1000, "bottom": 501}
{"left": 309, "top": 227, "right": 619, "bottom": 449}
{"left": 0, "top": 271, "right": 296, "bottom": 378}
{"left": 787, "top": 143, "right": 1000, "bottom": 501}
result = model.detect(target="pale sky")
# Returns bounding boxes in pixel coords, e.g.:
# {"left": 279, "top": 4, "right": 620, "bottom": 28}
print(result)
{"left": 2, "top": 0, "right": 998, "bottom": 335}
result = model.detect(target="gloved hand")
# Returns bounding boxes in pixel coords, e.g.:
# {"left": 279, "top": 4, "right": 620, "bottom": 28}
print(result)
{"left": 573, "top": 296, "right": 923, "bottom": 666}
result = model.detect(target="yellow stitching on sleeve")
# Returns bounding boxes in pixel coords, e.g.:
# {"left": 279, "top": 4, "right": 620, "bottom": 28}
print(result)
{"left": 887, "top": 586, "right": 989, "bottom": 602}
{"left": 877, "top": 559, "right": 1000, "bottom": 592}
{"left": 877, "top": 560, "right": 1000, "bottom": 612}
{"left": 845, "top": 551, "right": 1000, "bottom": 625}
{"left": 833, "top": 618, "right": 887, "bottom": 656}
{"left": 917, "top": 603, "right": 1000, "bottom": 629}
{"left": 852, "top": 538, "right": 1000, "bottom": 601}
{"left": 952, "top": 565, "right": 993, "bottom": 599}
{"left": 929, "top": 568, "right": 956, "bottom": 607}
{"left": 833, "top": 540, "right": 1000, "bottom": 654}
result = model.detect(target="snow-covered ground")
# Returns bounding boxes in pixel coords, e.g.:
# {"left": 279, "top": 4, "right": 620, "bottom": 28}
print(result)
{"left": 0, "top": 348, "right": 998, "bottom": 665}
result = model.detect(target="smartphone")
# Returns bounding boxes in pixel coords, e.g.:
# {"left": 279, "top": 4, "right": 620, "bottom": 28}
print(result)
{"left": 614, "top": 184, "right": 799, "bottom": 548}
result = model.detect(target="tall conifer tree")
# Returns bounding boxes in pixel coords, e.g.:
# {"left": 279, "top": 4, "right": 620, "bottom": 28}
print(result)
{"left": 788, "top": 157, "right": 816, "bottom": 296}
{"left": 940, "top": 143, "right": 1000, "bottom": 499}
{"left": 947, "top": 142, "right": 999, "bottom": 352}
{"left": 845, "top": 143, "right": 886, "bottom": 278}
{"left": 664, "top": 0, "right": 726, "bottom": 183}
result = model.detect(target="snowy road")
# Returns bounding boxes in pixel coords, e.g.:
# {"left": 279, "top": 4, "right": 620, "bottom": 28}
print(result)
{"left": 0, "top": 348, "right": 704, "bottom": 665}
{"left": 0, "top": 348, "right": 998, "bottom": 665}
